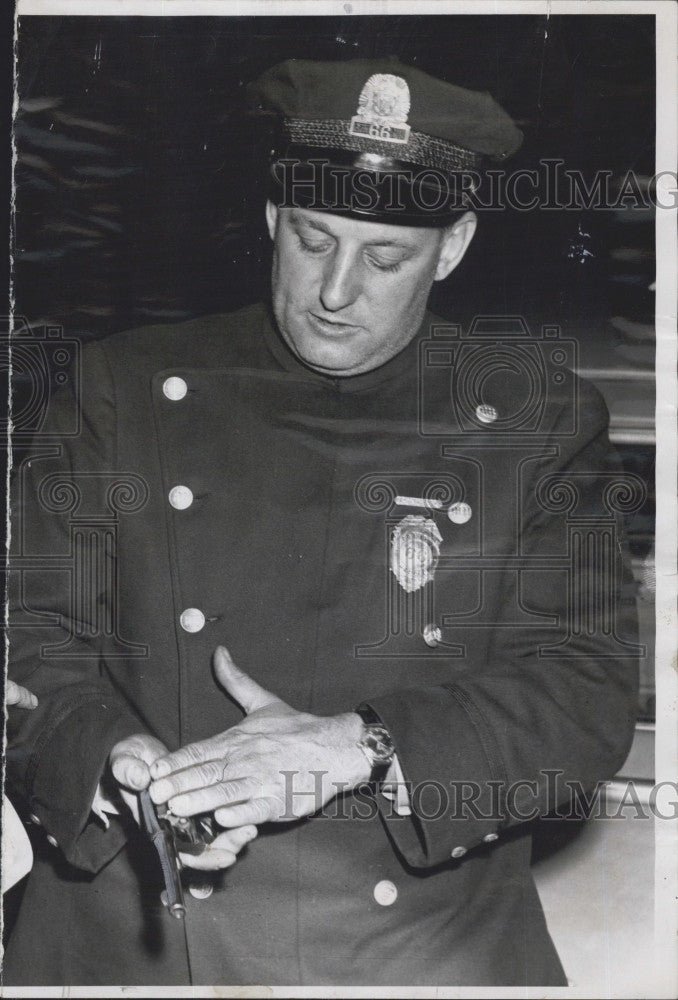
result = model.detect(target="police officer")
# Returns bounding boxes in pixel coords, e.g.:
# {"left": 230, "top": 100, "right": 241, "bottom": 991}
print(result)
{"left": 6, "top": 57, "right": 638, "bottom": 987}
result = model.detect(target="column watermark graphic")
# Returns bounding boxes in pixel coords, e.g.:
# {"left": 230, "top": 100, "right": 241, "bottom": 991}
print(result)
{"left": 6, "top": 318, "right": 150, "bottom": 659}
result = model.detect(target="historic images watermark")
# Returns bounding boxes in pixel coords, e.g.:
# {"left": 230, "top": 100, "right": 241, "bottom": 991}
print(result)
{"left": 275, "top": 157, "right": 677, "bottom": 216}
{"left": 278, "top": 769, "right": 678, "bottom": 824}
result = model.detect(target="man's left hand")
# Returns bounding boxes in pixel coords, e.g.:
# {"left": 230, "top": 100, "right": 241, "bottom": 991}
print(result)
{"left": 148, "top": 646, "right": 371, "bottom": 828}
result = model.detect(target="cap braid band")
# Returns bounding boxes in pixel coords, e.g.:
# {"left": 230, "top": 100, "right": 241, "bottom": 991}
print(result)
{"left": 284, "top": 118, "right": 482, "bottom": 173}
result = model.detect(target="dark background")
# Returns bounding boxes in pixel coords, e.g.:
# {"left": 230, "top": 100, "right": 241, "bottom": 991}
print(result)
{"left": 14, "top": 14, "right": 655, "bottom": 340}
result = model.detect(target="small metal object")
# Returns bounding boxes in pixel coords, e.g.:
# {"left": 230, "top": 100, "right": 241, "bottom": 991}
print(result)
{"left": 139, "top": 789, "right": 216, "bottom": 920}
{"left": 168, "top": 485, "right": 194, "bottom": 510}
{"left": 394, "top": 495, "right": 443, "bottom": 510}
{"left": 475, "top": 403, "right": 498, "bottom": 424}
{"left": 139, "top": 790, "right": 186, "bottom": 919}
{"left": 162, "top": 376, "right": 187, "bottom": 401}
{"left": 390, "top": 515, "right": 442, "bottom": 594}
{"left": 139, "top": 792, "right": 216, "bottom": 919}
{"left": 349, "top": 74, "right": 412, "bottom": 146}
{"left": 188, "top": 883, "right": 214, "bottom": 900}
{"left": 180, "top": 607, "right": 206, "bottom": 633}
{"left": 447, "top": 501, "right": 472, "bottom": 525}
{"left": 166, "top": 810, "right": 216, "bottom": 857}
{"left": 356, "top": 723, "right": 395, "bottom": 781}
{"left": 373, "top": 879, "right": 398, "bottom": 906}
{"left": 422, "top": 624, "right": 442, "bottom": 647}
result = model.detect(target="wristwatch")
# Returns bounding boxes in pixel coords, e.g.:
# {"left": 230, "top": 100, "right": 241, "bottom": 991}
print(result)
{"left": 355, "top": 705, "right": 395, "bottom": 784}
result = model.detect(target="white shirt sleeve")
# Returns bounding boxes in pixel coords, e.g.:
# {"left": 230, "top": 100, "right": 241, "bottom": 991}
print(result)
{"left": 378, "top": 754, "right": 412, "bottom": 816}
{"left": 2, "top": 795, "right": 33, "bottom": 891}
{"left": 91, "top": 783, "right": 120, "bottom": 829}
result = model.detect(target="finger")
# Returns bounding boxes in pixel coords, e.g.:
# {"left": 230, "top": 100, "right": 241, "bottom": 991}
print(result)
{"left": 118, "top": 787, "right": 140, "bottom": 825}
{"left": 6, "top": 680, "right": 38, "bottom": 710}
{"left": 214, "top": 824, "right": 258, "bottom": 851}
{"left": 213, "top": 646, "right": 281, "bottom": 715}
{"left": 214, "top": 796, "right": 279, "bottom": 828}
{"left": 110, "top": 752, "right": 151, "bottom": 792}
{"left": 110, "top": 733, "right": 167, "bottom": 791}
{"left": 150, "top": 738, "right": 217, "bottom": 781}
{"left": 164, "top": 777, "right": 255, "bottom": 817}
{"left": 179, "top": 826, "right": 257, "bottom": 871}
{"left": 149, "top": 758, "right": 228, "bottom": 805}
{"left": 179, "top": 848, "right": 236, "bottom": 871}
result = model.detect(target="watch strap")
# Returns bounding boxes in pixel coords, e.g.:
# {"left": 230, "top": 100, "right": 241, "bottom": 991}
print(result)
{"left": 355, "top": 705, "right": 395, "bottom": 784}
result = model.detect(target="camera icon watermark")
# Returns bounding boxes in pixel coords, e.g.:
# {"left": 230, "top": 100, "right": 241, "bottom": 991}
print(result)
{"left": 418, "top": 316, "right": 579, "bottom": 438}
{"left": 2, "top": 317, "right": 81, "bottom": 441}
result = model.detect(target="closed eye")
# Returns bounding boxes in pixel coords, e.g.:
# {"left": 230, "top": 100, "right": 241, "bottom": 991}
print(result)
{"left": 366, "top": 255, "right": 404, "bottom": 273}
{"left": 298, "top": 235, "right": 333, "bottom": 255}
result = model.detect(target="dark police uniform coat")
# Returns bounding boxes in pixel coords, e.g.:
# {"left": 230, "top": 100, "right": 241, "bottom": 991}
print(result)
{"left": 6, "top": 302, "right": 638, "bottom": 987}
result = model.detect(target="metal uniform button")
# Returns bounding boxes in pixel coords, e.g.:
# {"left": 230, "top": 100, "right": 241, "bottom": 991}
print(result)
{"left": 475, "top": 403, "right": 498, "bottom": 424}
{"left": 162, "top": 376, "right": 188, "bottom": 401}
{"left": 46, "top": 834, "right": 59, "bottom": 848}
{"left": 422, "top": 624, "right": 442, "bottom": 648}
{"left": 188, "top": 883, "right": 214, "bottom": 900}
{"left": 483, "top": 832, "right": 499, "bottom": 843}
{"left": 451, "top": 845, "right": 467, "bottom": 859}
{"left": 168, "top": 485, "right": 194, "bottom": 510}
{"left": 29, "top": 813, "right": 41, "bottom": 826}
{"left": 373, "top": 880, "right": 398, "bottom": 906}
{"left": 448, "top": 501, "right": 472, "bottom": 525}
{"left": 180, "top": 608, "right": 206, "bottom": 633}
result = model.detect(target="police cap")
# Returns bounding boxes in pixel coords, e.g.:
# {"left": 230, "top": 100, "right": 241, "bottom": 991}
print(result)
{"left": 248, "top": 56, "right": 522, "bottom": 225}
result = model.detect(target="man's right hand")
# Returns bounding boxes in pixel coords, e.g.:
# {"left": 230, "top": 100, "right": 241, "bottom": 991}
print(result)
{"left": 109, "top": 732, "right": 257, "bottom": 870}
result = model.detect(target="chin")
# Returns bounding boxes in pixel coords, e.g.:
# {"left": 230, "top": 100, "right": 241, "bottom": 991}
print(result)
{"left": 290, "top": 339, "right": 357, "bottom": 374}
{"left": 300, "top": 353, "right": 357, "bottom": 375}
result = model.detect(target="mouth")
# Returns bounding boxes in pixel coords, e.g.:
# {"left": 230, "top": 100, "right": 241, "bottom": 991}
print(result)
{"left": 308, "top": 313, "right": 361, "bottom": 336}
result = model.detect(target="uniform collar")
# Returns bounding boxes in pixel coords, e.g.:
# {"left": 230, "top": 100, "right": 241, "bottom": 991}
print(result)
{"left": 261, "top": 301, "right": 432, "bottom": 394}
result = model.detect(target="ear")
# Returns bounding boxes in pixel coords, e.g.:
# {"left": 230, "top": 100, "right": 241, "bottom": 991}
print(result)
{"left": 265, "top": 200, "right": 279, "bottom": 241}
{"left": 434, "top": 211, "right": 477, "bottom": 282}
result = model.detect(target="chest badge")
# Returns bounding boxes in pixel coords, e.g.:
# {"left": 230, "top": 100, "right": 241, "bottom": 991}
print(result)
{"left": 390, "top": 515, "right": 442, "bottom": 593}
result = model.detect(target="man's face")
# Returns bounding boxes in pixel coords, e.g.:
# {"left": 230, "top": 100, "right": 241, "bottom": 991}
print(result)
{"left": 266, "top": 203, "right": 475, "bottom": 377}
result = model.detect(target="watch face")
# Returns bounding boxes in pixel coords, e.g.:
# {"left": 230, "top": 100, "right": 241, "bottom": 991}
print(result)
{"left": 362, "top": 724, "right": 395, "bottom": 764}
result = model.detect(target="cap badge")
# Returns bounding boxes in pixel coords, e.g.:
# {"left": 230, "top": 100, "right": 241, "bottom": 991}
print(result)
{"left": 390, "top": 515, "right": 442, "bottom": 593}
{"left": 349, "top": 73, "right": 411, "bottom": 145}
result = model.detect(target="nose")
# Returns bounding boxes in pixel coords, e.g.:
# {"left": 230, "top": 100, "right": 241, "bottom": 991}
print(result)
{"left": 319, "top": 247, "right": 360, "bottom": 313}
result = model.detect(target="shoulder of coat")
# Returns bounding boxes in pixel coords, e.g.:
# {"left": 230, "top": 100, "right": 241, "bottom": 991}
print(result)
{"left": 89, "top": 301, "right": 270, "bottom": 375}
